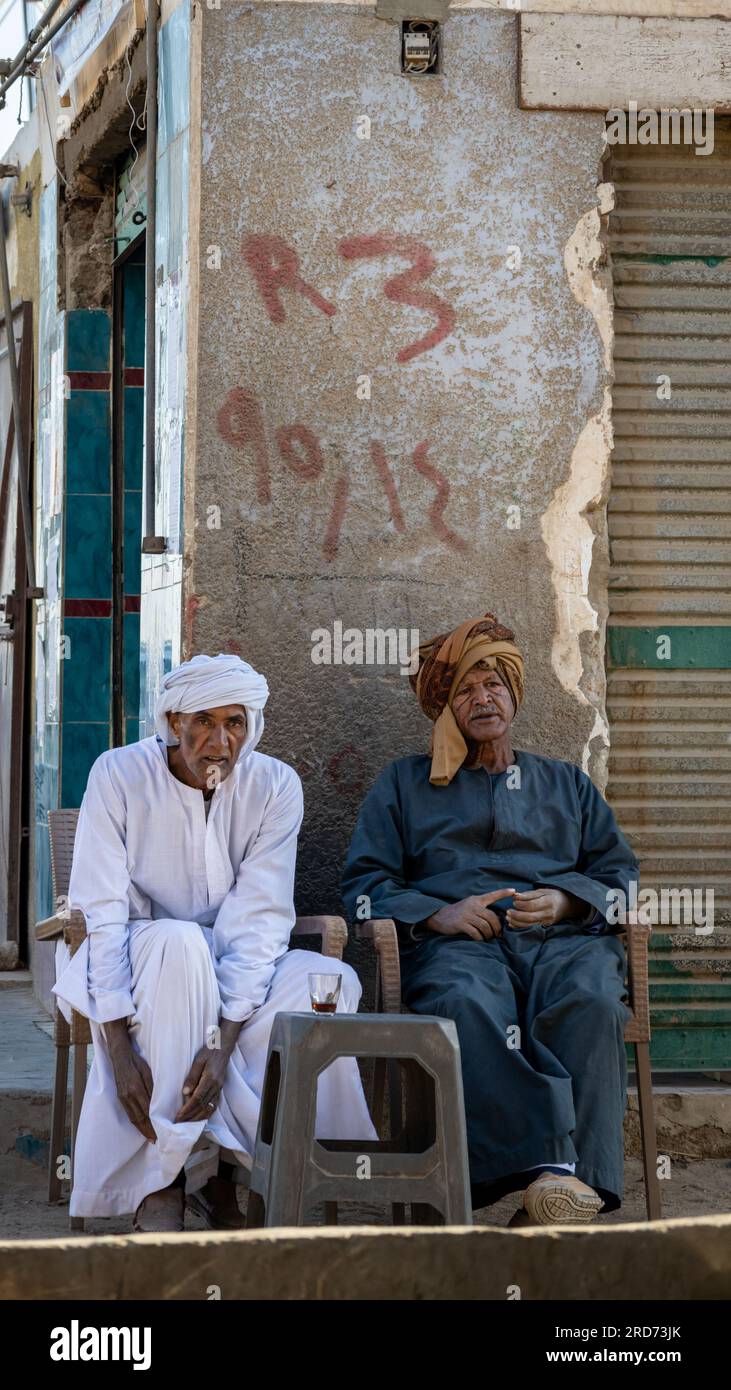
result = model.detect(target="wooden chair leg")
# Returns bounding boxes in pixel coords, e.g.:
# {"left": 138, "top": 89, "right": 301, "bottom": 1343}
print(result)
{"left": 635, "top": 1041, "right": 662, "bottom": 1221}
{"left": 48, "top": 1008, "right": 70, "bottom": 1204}
{"left": 69, "top": 1035, "right": 88, "bottom": 1233}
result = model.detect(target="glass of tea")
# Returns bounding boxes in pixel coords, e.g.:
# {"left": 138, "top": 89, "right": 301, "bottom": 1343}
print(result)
{"left": 308, "top": 972, "right": 342, "bottom": 1015}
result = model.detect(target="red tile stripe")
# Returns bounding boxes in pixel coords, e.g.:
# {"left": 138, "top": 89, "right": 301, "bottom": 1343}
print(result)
{"left": 64, "top": 599, "right": 112, "bottom": 617}
{"left": 63, "top": 598, "right": 140, "bottom": 616}
{"left": 67, "top": 371, "right": 111, "bottom": 391}
{"left": 124, "top": 367, "right": 144, "bottom": 386}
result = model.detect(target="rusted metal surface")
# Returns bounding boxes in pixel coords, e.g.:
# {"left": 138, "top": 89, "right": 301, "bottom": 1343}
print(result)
{"left": 607, "top": 129, "right": 731, "bottom": 1067}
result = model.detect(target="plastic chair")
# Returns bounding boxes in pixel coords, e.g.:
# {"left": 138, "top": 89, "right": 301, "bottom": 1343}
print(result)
{"left": 34, "top": 807, "right": 349, "bottom": 1231}
{"left": 355, "top": 916, "right": 662, "bottom": 1221}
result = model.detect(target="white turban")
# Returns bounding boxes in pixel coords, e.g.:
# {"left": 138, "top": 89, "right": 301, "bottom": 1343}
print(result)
{"left": 154, "top": 653, "right": 269, "bottom": 762}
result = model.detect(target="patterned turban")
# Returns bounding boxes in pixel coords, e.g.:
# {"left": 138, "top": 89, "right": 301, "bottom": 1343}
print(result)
{"left": 410, "top": 613, "right": 525, "bottom": 785}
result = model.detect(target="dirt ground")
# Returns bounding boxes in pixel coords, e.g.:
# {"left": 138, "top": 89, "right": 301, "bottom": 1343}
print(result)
{"left": 1, "top": 1152, "right": 729, "bottom": 1239}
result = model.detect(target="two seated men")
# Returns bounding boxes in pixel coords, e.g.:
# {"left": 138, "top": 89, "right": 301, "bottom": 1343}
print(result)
{"left": 55, "top": 616, "right": 638, "bottom": 1231}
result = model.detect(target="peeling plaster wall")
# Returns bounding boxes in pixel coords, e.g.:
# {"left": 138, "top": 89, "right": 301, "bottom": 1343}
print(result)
{"left": 542, "top": 182, "right": 615, "bottom": 785}
{"left": 190, "top": 5, "right": 612, "bottom": 912}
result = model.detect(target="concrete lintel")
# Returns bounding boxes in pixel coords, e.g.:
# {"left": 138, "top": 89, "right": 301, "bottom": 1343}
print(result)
{"left": 520, "top": 14, "right": 731, "bottom": 111}
{"left": 375, "top": 0, "right": 452, "bottom": 20}
{"left": 261, "top": 2, "right": 731, "bottom": 14}
{"left": 2, "top": 1218, "right": 731, "bottom": 1299}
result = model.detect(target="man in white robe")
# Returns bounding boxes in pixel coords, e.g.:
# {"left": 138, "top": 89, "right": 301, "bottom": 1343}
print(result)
{"left": 53, "top": 653, "right": 376, "bottom": 1230}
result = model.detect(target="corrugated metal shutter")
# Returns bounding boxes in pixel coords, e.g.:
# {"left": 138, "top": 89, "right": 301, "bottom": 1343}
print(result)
{"left": 606, "top": 124, "right": 731, "bottom": 1071}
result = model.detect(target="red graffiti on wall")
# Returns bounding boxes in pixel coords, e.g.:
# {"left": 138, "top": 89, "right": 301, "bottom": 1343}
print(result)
{"left": 216, "top": 388, "right": 468, "bottom": 559}
{"left": 293, "top": 745, "right": 366, "bottom": 800}
{"left": 240, "top": 233, "right": 456, "bottom": 363}
{"left": 338, "top": 234, "right": 456, "bottom": 364}
{"left": 275, "top": 424, "right": 324, "bottom": 480}
{"left": 412, "top": 440, "right": 468, "bottom": 553}
{"left": 217, "top": 388, "right": 271, "bottom": 504}
{"left": 327, "top": 744, "right": 367, "bottom": 799}
{"left": 370, "top": 441, "right": 405, "bottom": 533}
{"left": 242, "top": 235, "right": 336, "bottom": 323}
{"left": 322, "top": 474, "right": 351, "bottom": 563}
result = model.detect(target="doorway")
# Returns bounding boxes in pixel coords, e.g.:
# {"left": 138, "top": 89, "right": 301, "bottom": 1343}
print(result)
{"left": 111, "top": 235, "right": 145, "bottom": 746}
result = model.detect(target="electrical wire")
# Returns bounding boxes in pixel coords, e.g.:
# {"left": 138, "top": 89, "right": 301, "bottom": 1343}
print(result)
{"left": 122, "top": 40, "right": 146, "bottom": 218}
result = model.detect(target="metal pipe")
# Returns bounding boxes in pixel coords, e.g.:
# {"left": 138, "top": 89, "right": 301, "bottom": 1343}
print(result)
{"left": 0, "top": 0, "right": 87, "bottom": 101}
{"left": 20, "top": 0, "right": 34, "bottom": 114}
{"left": 0, "top": 190, "right": 35, "bottom": 589}
{"left": 25, "top": 0, "right": 69, "bottom": 46}
{"left": 142, "top": 0, "right": 163, "bottom": 551}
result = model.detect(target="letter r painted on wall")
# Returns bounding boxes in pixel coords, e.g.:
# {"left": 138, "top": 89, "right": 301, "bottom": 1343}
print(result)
{"left": 241, "top": 232, "right": 457, "bottom": 363}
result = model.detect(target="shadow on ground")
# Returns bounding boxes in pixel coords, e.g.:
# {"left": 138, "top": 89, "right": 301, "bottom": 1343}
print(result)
{"left": 1, "top": 1152, "right": 729, "bottom": 1239}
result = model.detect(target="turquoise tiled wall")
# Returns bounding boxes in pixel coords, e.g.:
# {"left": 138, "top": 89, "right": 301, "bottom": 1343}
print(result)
{"left": 121, "top": 250, "right": 144, "bottom": 742}
{"left": 62, "top": 617, "right": 112, "bottom": 723}
{"left": 65, "top": 393, "right": 112, "bottom": 493}
{"left": 61, "top": 308, "right": 113, "bottom": 805}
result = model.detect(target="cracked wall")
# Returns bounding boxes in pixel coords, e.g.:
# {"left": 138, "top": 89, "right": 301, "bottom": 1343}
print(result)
{"left": 542, "top": 181, "right": 615, "bottom": 787}
{"left": 54, "top": 32, "right": 147, "bottom": 310}
{"left": 190, "top": 6, "right": 613, "bottom": 911}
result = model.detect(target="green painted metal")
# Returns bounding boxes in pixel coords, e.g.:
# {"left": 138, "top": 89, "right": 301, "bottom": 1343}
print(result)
{"left": 608, "top": 625, "right": 731, "bottom": 670}
{"left": 650, "top": 957, "right": 731, "bottom": 976}
{"left": 650, "top": 986, "right": 731, "bottom": 1002}
{"left": 640, "top": 1027, "right": 731, "bottom": 1070}
{"left": 115, "top": 150, "right": 147, "bottom": 258}
{"left": 613, "top": 252, "right": 729, "bottom": 267}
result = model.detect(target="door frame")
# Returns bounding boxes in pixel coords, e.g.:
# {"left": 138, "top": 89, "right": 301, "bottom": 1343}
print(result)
{"left": 0, "top": 300, "right": 33, "bottom": 956}
{"left": 111, "top": 231, "right": 145, "bottom": 747}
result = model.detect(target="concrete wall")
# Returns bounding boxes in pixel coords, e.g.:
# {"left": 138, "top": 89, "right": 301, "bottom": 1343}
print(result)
{"left": 188, "top": 5, "right": 611, "bottom": 914}
{"left": 3, "top": 1217, "right": 731, "bottom": 1299}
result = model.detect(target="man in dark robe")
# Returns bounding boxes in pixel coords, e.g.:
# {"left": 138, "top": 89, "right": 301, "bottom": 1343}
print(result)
{"left": 341, "top": 614, "right": 640, "bottom": 1225}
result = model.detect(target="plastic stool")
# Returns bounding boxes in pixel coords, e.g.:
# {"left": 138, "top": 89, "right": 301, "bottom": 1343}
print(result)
{"left": 246, "top": 1011, "right": 472, "bottom": 1227}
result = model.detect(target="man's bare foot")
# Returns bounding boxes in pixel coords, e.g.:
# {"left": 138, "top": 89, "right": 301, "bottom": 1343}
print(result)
{"left": 133, "top": 1184, "right": 185, "bottom": 1232}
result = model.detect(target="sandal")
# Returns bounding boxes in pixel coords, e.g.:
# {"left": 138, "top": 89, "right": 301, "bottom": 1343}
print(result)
{"left": 185, "top": 1175, "right": 247, "bottom": 1230}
